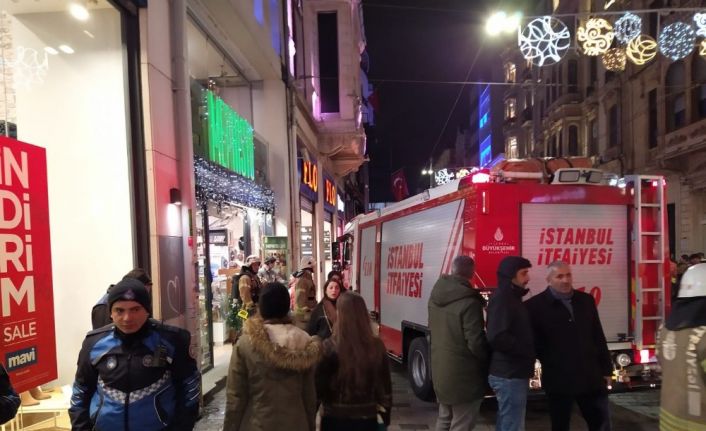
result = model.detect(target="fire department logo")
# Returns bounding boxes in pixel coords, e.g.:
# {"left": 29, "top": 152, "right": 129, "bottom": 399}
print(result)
{"left": 494, "top": 228, "right": 504, "bottom": 241}
{"left": 481, "top": 226, "right": 517, "bottom": 255}
{"left": 106, "top": 356, "right": 117, "bottom": 370}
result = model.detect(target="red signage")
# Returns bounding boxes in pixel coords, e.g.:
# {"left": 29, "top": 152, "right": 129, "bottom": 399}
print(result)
{"left": 301, "top": 160, "right": 318, "bottom": 193}
{"left": 0, "top": 136, "right": 56, "bottom": 392}
{"left": 385, "top": 242, "right": 424, "bottom": 298}
{"left": 324, "top": 178, "right": 336, "bottom": 208}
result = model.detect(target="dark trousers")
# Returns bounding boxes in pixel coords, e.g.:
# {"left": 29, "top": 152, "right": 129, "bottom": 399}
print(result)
{"left": 321, "top": 416, "right": 378, "bottom": 431}
{"left": 547, "top": 392, "right": 611, "bottom": 431}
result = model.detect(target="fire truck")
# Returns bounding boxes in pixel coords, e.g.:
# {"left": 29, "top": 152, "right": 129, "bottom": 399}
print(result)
{"left": 338, "top": 161, "right": 670, "bottom": 400}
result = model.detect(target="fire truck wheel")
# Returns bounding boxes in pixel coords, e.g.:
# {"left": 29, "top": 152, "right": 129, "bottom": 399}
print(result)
{"left": 407, "top": 337, "right": 435, "bottom": 401}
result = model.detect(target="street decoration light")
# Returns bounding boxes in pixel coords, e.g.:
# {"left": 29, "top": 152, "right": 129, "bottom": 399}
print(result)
{"left": 435, "top": 169, "right": 455, "bottom": 186}
{"left": 614, "top": 13, "right": 642, "bottom": 44}
{"left": 602, "top": 48, "right": 627, "bottom": 71}
{"left": 626, "top": 35, "right": 658, "bottom": 65}
{"left": 519, "top": 16, "right": 571, "bottom": 66}
{"left": 577, "top": 18, "right": 615, "bottom": 56}
{"left": 658, "top": 22, "right": 696, "bottom": 61}
{"left": 700, "top": 40, "right": 706, "bottom": 57}
{"left": 486, "top": 11, "right": 523, "bottom": 36}
{"left": 694, "top": 13, "right": 706, "bottom": 37}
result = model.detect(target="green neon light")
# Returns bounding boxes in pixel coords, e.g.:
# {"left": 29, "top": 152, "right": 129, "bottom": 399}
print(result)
{"left": 206, "top": 89, "right": 254, "bottom": 179}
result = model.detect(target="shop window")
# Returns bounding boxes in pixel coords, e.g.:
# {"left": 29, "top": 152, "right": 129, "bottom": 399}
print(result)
{"left": 318, "top": 12, "right": 339, "bottom": 113}
{"left": 254, "top": 138, "right": 269, "bottom": 186}
{"left": 505, "top": 98, "right": 517, "bottom": 120}
{"left": 568, "top": 125, "right": 579, "bottom": 155}
{"left": 506, "top": 136, "right": 518, "bottom": 159}
{"left": 609, "top": 105, "right": 619, "bottom": 148}
{"left": 505, "top": 62, "right": 516, "bottom": 83}
{"left": 648, "top": 89, "right": 658, "bottom": 148}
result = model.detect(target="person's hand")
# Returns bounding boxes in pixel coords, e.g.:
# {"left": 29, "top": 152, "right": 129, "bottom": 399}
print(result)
{"left": 604, "top": 376, "right": 612, "bottom": 389}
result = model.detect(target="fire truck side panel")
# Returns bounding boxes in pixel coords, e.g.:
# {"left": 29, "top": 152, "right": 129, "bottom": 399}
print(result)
{"left": 378, "top": 199, "right": 464, "bottom": 356}
{"left": 520, "top": 203, "right": 630, "bottom": 341}
{"left": 358, "top": 225, "right": 378, "bottom": 313}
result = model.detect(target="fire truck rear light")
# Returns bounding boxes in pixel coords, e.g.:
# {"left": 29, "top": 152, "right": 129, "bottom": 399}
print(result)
{"left": 651, "top": 180, "right": 659, "bottom": 187}
{"left": 639, "top": 349, "right": 650, "bottom": 363}
{"left": 472, "top": 172, "right": 491, "bottom": 183}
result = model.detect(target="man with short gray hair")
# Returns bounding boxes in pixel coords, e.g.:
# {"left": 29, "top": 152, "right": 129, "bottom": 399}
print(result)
{"left": 525, "top": 261, "right": 612, "bottom": 431}
{"left": 428, "top": 255, "right": 489, "bottom": 431}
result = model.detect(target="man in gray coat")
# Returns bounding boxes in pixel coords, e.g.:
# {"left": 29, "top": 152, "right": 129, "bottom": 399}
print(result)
{"left": 428, "top": 255, "right": 489, "bottom": 431}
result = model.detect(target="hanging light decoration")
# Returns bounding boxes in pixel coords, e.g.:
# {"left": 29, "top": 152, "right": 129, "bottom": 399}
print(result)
{"left": 700, "top": 40, "right": 706, "bottom": 57}
{"left": 626, "top": 34, "right": 658, "bottom": 65}
{"left": 519, "top": 16, "right": 571, "bottom": 66}
{"left": 577, "top": 18, "right": 615, "bottom": 56}
{"left": 659, "top": 22, "right": 696, "bottom": 61}
{"left": 694, "top": 13, "right": 706, "bottom": 38}
{"left": 614, "top": 13, "right": 642, "bottom": 44}
{"left": 435, "top": 169, "right": 455, "bottom": 186}
{"left": 602, "top": 48, "right": 627, "bottom": 71}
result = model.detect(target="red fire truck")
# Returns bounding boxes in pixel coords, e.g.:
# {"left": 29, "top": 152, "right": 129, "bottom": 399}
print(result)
{"left": 339, "top": 165, "right": 670, "bottom": 400}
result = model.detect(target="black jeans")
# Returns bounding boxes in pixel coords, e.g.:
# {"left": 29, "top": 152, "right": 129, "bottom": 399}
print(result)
{"left": 321, "top": 416, "right": 378, "bottom": 431}
{"left": 547, "top": 392, "right": 611, "bottom": 431}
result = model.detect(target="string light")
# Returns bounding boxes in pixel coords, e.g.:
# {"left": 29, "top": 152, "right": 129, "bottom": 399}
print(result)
{"left": 659, "top": 22, "right": 696, "bottom": 61}
{"left": 694, "top": 13, "right": 706, "bottom": 38}
{"left": 614, "top": 13, "right": 642, "bottom": 44}
{"left": 519, "top": 16, "right": 571, "bottom": 66}
{"left": 602, "top": 48, "right": 627, "bottom": 71}
{"left": 194, "top": 156, "right": 275, "bottom": 213}
{"left": 626, "top": 35, "right": 658, "bottom": 65}
{"left": 577, "top": 18, "right": 615, "bottom": 56}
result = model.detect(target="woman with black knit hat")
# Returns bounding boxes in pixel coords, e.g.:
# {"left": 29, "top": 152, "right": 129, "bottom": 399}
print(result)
{"left": 307, "top": 279, "right": 342, "bottom": 339}
{"left": 224, "top": 282, "right": 321, "bottom": 431}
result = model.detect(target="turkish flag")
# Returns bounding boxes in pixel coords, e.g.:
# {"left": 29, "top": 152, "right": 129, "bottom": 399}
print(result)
{"left": 391, "top": 168, "right": 409, "bottom": 201}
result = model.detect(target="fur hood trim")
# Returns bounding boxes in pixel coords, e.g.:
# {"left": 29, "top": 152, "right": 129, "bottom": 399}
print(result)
{"left": 245, "top": 317, "right": 321, "bottom": 371}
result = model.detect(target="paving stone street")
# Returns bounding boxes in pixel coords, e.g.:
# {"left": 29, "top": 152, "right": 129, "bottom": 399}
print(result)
{"left": 195, "top": 361, "right": 660, "bottom": 430}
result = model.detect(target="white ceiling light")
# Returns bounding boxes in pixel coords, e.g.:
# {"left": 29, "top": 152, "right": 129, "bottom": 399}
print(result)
{"left": 44, "top": 47, "right": 59, "bottom": 55}
{"left": 69, "top": 3, "right": 90, "bottom": 21}
{"left": 58, "top": 45, "right": 75, "bottom": 54}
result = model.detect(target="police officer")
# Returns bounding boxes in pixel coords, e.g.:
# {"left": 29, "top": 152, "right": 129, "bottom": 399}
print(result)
{"left": 0, "top": 362, "right": 20, "bottom": 425}
{"left": 69, "top": 278, "right": 200, "bottom": 431}
{"left": 658, "top": 263, "right": 706, "bottom": 430}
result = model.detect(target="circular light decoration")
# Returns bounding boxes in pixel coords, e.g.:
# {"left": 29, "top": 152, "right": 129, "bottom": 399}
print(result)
{"left": 577, "top": 18, "right": 615, "bottom": 56}
{"left": 519, "top": 16, "right": 571, "bottom": 66}
{"left": 602, "top": 48, "right": 627, "bottom": 71}
{"left": 694, "top": 13, "right": 706, "bottom": 38}
{"left": 435, "top": 169, "right": 455, "bottom": 186}
{"left": 659, "top": 22, "right": 696, "bottom": 61}
{"left": 626, "top": 35, "right": 658, "bottom": 65}
{"left": 614, "top": 13, "right": 642, "bottom": 44}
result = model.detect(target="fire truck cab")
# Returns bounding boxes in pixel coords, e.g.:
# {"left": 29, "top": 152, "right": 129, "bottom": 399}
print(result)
{"left": 339, "top": 164, "right": 669, "bottom": 400}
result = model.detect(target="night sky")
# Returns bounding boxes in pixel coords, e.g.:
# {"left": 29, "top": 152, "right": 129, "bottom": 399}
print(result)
{"left": 362, "top": 0, "right": 510, "bottom": 202}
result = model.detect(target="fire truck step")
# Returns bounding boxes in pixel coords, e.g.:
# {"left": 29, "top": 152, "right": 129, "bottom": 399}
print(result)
{"left": 639, "top": 260, "right": 663, "bottom": 264}
{"left": 641, "top": 288, "right": 662, "bottom": 292}
{"left": 641, "top": 316, "right": 663, "bottom": 320}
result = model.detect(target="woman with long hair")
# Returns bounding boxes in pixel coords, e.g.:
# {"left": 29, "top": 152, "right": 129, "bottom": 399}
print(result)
{"left": 315, "top": 292, "right": 392, "bottom": 431}
{"left": 307, "top": 279, "right": 342, "bottom": 339}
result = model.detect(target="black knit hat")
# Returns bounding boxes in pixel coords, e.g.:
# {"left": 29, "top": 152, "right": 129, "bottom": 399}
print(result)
{"left": 497, "top": 256, "right": 533, "bottom": 281}
{"left": 258, "top": 282, "right": 290, "bottom": 320}
{"left": 108, "top": 278, "right": 152, "bottom": 314}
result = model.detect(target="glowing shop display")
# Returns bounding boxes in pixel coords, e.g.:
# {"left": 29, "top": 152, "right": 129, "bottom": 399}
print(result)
{"left": 577, "top": 18, "right": 615, "bottom": 56}
{"left": 602, "top": 48, "right": 627, "bottom": 71}
{"left": 519, "top": 16, "right": 571, "bottom": 66}
{"left": 625, "top": 35, "right": 658, "bottom": 65}
{"left": 206, "top": 89, "right": 255, "bottom": 179}
{"left": 614, "top": 13, "right": 642, "bottom": 44}
{"left": 658, "top": 22, "right": 696, "bottom": 61}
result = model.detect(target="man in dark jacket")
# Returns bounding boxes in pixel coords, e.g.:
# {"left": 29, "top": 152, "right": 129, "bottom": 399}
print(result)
{"left": 70, "top": 278, "right": 200, "bottom": 431}
{"left": 429, "top": 256, "right": 489, "bottom": 431}
{"left": 91, "top": 268, "right": 153, "bottom": 329}
{"left": 0, "top": 363, "right": 20, "bottom": 425}
{"left": 486, "top": 255, "right": 534, "bottom": 431}
{"left": 525, "top": 261, "right": 612, "bottom": 431}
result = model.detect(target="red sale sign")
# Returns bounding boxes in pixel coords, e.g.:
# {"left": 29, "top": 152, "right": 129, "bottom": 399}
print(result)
{"left": 0, "top": 136, "right": 57, "bottom": 392}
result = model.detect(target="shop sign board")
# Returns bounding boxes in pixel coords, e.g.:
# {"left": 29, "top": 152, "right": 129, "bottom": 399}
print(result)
{"left": 323, "top": 175, "right": 337, "bottom": 213}
{"left": 263, "top": 236, "right": 288, "bottom": 251}
{"left": 0, "top": 136, "right": 57, "bottom": 392}
{"left": 298, "top": 159, "right": 318, "bottom": 203}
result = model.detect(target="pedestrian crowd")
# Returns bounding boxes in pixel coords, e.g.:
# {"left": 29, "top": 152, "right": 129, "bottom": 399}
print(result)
{"left": 0, "top": 252, "right": 704, "bottom": 431}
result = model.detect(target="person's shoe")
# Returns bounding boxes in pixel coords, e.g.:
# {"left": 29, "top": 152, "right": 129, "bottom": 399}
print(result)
{"left": 29, "top": 386, "right": 51, "bottom": 400}
{"left": 20, "top": 391, "right": 39, "bottom": 406}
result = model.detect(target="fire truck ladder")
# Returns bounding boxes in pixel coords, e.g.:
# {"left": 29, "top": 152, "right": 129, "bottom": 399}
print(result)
{"left": 629, "top": 175, "right": 666, "bottom": 351}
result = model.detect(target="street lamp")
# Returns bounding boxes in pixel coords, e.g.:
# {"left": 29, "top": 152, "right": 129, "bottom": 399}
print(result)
{"left": 421, "top": 159, "right": 434, "bottom": 189}
{"left": 486, "top": 11, "right": 523, "bottom": 36}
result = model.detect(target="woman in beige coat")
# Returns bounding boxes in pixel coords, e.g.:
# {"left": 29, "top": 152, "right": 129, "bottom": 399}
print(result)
{"left": 224, "top": 282, "right": 321, "bottom": 431}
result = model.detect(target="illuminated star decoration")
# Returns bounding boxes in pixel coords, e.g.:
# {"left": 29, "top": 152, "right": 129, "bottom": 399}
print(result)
{"left": 602, "top": 48, "right": 627, "bottom": 71}
{"left": 626, "top": 35, "right": 658, "bottom": 65}
{"left": 577, "top": 18, "right": 615, "bottom": 56}
{"left": 519, "top": 16, "right": 571, "bottom": 66}
{"left": 435, "top": 169, "right": 455, "bottom": 186}
{"left": 694, "top": 13, "right": 706, "bottom": 38}
{"left": 659, "top": 22, "right": 696, "bottom": 61}
{"left": 614, "top": 13, "right": 642, "bottom": 44}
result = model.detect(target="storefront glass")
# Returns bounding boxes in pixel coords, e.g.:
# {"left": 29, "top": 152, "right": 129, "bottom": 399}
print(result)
{"left": 1, "top": 0, "right": 135, "bottom": 423}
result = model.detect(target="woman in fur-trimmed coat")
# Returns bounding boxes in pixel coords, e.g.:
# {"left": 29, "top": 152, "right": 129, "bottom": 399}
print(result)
{"left": 224, "top": 282, "right": 321, "bottom": 431}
